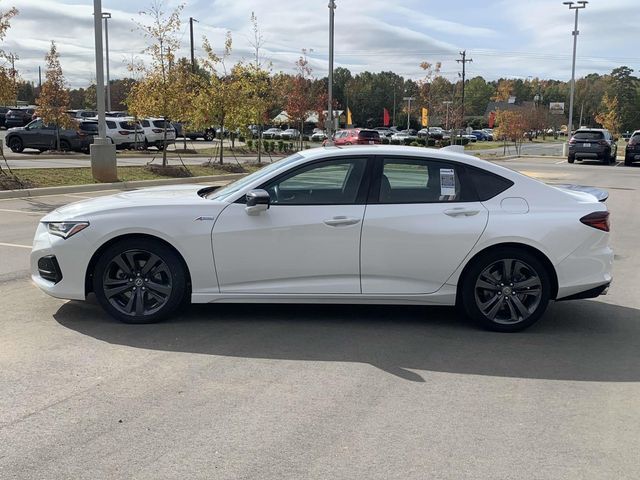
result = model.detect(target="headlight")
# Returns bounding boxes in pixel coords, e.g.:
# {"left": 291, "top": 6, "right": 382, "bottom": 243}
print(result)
{"left": 46, "top": 221, "right": 89, "bottom": 239}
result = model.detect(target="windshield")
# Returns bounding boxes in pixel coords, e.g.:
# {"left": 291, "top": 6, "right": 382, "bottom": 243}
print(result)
{"left": 206, "top": 153, "right": 304, "bottom": 201}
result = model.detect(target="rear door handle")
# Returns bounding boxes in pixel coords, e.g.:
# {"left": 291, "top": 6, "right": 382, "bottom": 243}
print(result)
{"left": 444, "top": 208, "right": 480, "bottom": 217}
{"left": 323, "top": 216, "right": 361, "bottom": 227}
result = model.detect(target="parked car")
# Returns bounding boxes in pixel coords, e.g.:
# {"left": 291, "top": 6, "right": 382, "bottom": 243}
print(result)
{"left": 5, "top": 108, "right": 36, "bottom": 128}
{"left": 104, "top": 117, "right": 144, "bottom": 149}
{"left": 262, "top": 128, "right": 283, "bottom": 140}
{"left": 482, "top": 129, "right": 494, "bottom": 141}
{"left": 0, "top": 106, "right": 9, "bottom": 128}
{"left": 175, "top": 123, "right": 216, "bottom": 141}
{"left": 138, "top": 118, "right": 176, "bottom": 150}
{"left": 310, "top": 128, "right": 327, "bottom": 141}
{"left": 4, "top": 118, "right": 95, "bottom": 153}
{"left": 105, "top": 111, "right": 128, "bottom": 118}
{"left": 31, "top": 145, "right": 613, "bottom": 332}
{"left": 390, "top": 131, "right": 417, "bottom": 142}
{"left": 373, "top": 127, "right": 394, "bottom": 138}
{"left": 624, "top": 130, "right": 640, "bottom": 166}
{"left": 471, "top": 130, "right": 490, "bottom": 141}
{"left": 67, "top": 109, "right": 97, "bottom": 120}
{"left": 417, "top": 127, "right": 444, "bottom": 140}
{"left": 280, "top": 128, "right": 300, "bottom": 140}
{"left": 568, "top": 128, "right": 617, "bottom": 164}
{"left": 332, "top": 128, "right": 381, "bottom": 146}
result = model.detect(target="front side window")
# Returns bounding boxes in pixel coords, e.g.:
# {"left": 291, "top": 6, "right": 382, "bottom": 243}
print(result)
{"left": 378, "top": 157, "right": 463, "bottom": 203}
{"left": 263, "top": 157, "right": 367, "bottom": 205}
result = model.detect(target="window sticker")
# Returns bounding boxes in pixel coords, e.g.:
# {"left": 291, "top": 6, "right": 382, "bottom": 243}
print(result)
{"left": 440, "top": 168, "right": 456, "bottom": 196}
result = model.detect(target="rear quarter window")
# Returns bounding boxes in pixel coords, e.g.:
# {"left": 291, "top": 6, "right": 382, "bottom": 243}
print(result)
{"left": 466, "top": 167, "right": 514, "bottom": 201}
{"left": 358, "top": 130, "right": 380, "bottom": 139}
{"left": 106, "top": 121, "right": 117, "bottom": 129}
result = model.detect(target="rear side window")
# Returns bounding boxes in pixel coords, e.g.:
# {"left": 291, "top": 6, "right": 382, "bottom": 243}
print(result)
{"left": 141, "top": 120, "right": 150, "bottom": 127}
{"left": 152, "top": 120, "right": 169, "bottom": 128}
{"left": 466, "top": 168, "right": 514, "bottom": 201}
{"left": 81, "top": 122, "right": 98, "bottom": 133}
{"left": 119, "top": 121, "right": 137, "bottom": 130}
{"left": 106, "top": 121, "right": 116, "bottom": 129}
{"left": 358, "top": 130, "right": 380, "bottom": 140}
{"left": 379, "top": 158, "right": 463, "bottom": 203}
{"left": 574, "top": 131, "right": 604, "bottom": 140}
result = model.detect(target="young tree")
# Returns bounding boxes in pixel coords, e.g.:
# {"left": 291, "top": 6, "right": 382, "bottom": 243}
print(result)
{"left": 285, "top": 51, "right": 314, "bottom": 150}
{"left": 417, "top": 61, "right": 441, "bottom": 126}
{"left": 127, "top": 0, "right": 188, "bottom": 166}
{"left": 36, "top": 41, "right": 74, "bottom": 151}
{"left": 494, "top": 110, "right": 528, "bottom": 155}
{"left": 0, "top": 2, "right": 18, "bottom": 106}
{"left": 595, "top": 93, "right": 620, "bottom": 135}
{"left": 195, "top": 33, "right": 252, "bottom": 164}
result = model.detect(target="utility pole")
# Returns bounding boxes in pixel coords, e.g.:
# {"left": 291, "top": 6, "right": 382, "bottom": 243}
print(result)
{"left": 443, "top": 100, "right": 453, "bottom": 130}
{"left": 102, "top": 12, "right": 112, "bottom": 112}
{"left": 189, "top": 17, "right": 198, "bottom": 74}
{"left": 38, "top": 66, "right": 42, "bottom": 91}
{"left": 9, "top": 53, "right": 17, "bottom": 106}
{"left": 392, "top": 86, "right": 396, "bottom": 127}
{"left": 326, "top": 0, "right": 336, "bottom": 144}
{"left": 456, "top": 50, "right": 473, "bottom": 130}
{"left": 563, "top": 1, "right": 588, "bottom": 140}
{"left": 403, "top": 96, "right": 415, "bottom": 130}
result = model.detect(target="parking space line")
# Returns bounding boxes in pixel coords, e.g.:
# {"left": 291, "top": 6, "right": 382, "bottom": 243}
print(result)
{"left": 0, "top": 242, "right": 31, "bottom": 249}
{"left": 0, "top": 208, "right": 43, "bottom": 216}
{"left": 555, "top": 159, "right": 567, "bottom": 164}
{"left": 63, "top": 194, "right": 93, "bottom": 199}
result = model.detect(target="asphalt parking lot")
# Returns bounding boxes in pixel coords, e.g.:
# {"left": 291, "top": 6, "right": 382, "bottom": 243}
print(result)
{"left": 1, "top": 157, "right": 639, "bottom": 479}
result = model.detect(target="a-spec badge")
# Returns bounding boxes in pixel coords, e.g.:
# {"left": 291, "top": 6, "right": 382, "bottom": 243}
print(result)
{"left": 194, "top": 216, "right": 215, "bottom": 221}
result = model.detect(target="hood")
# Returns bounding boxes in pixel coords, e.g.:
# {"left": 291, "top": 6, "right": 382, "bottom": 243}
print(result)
{"left": 43, "top": 184, "right": 223, "bottom": 221}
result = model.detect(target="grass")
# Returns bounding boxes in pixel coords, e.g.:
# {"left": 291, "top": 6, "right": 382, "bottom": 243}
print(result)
{"left": 465, "top": 138, "right": 564, "bottom": 151}
{"left": 5, "top": 164, "right": 262, "bottom": 189}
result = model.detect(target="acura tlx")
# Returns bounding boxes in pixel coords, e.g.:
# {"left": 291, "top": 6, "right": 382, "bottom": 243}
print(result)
{"left": 31, "top": 146, "right": 613, "bottom": 332}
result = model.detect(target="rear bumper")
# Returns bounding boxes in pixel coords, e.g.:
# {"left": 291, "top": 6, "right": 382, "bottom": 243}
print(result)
{"left": 569, "top": 146, "right": 607, "bottom": 158}
{"left": 557, "top": 282, "right": 610, "bottom": 301}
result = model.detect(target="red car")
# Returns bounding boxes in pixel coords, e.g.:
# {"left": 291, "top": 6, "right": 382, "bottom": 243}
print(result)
{"left": 329, "top": 128, "right": 381, "bottom": 146}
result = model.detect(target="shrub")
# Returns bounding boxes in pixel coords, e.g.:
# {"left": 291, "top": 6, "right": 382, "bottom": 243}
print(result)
{"left": 302, "top": 135, "right": 310, "bottom": 141}
{"left": 288, "top": 142, "right": 294, "bottom": 151}
{"left": 390, "top": 139, "right": 401, "bottom": 145}
{"left": 246, "top": 139, "right": 254, "bottom": 150}
{"left": 277, "top": 140, "right": 284, "bottom": 152}
{"left": 439, "top": 140, "right": 451, "bottom": 147}
{"left": 403, "top": 137, "right": 414, "bottom": 145}
{"left": 381, "top": 137, "right": 390, "bottom": 144}
{"left": 410, "top": 141, "right": 420, "bottom": 147}
{"left": 427, "top": 139, "right": 436, "bottom": 147}
{"left": 239, "top": 136, "right": 245, "bottom": 143}
{"left": 416, "top": 138, "right": 426, "bottom": 146}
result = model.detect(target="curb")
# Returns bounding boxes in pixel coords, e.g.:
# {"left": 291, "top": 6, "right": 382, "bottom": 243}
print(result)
{"left": 0, "top": 173, "right": 245, "bottom": 200}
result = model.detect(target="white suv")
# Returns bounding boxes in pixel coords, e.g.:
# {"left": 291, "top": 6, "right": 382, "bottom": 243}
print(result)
{"left": 105, "top": 117, "right": 144, "bottom": 149}
{"left": 139, "top": 118, "right": 176, "bottom": 150}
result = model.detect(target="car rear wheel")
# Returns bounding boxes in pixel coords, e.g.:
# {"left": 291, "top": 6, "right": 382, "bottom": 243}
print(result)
{"left": 8, "top": 137, "right": 23, "bottom": 153}
{"left": 204, "top": 131, "right": 214, "bottom": 141}
{"left": 59, "top": 139, "right": 71, "bottom": 151}
{"left": 567, "top": 155, "right": 575, "bottom": 164}
{"left": 625, "top": 155, "right": 633, "bottom": 166}
{"left": 93, "top": 238, "right": 188, "bottom": 324}
{"left": 461, "top": 248, "right": 551, "bottom": 332}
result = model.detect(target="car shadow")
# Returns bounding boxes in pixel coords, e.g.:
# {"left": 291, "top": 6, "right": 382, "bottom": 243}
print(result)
{"left": 54, "top": 299, "right": 640, "bottom": 383}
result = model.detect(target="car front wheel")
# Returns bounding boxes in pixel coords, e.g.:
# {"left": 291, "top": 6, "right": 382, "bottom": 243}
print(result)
{"left": 461, "top": 248, "right": 551, "bottom": 332}
{"left": 8, "top": 137, "right": 23, "bottom": 153}
{"left": 93, "top": 238, "right": 188, "bottom": 324}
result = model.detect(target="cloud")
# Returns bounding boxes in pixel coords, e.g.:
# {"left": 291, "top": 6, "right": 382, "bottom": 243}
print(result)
{"left": 2, "top": 0, "right": 637, "bottom": 89}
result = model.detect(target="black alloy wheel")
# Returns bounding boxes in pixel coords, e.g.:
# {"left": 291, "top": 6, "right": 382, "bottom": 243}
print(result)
{"left": 93, "top": 239, "right": 187, "bottom": 323}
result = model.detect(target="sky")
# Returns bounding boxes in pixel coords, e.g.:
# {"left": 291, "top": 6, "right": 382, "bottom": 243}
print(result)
{"left": 2, "top": 0, "right": 639, "bottom": 89}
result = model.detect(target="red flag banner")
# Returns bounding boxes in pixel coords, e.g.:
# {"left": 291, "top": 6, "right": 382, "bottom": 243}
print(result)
{"left": 488, "top": 111, "right": 496, "bottom": 129}
{"left": 383, "top": 108, "right": 390, "bottom": 127}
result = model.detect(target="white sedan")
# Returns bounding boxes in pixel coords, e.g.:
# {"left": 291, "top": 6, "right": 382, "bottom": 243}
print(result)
{"left": 31, "top": 146, "right": 613, "bottom": 331}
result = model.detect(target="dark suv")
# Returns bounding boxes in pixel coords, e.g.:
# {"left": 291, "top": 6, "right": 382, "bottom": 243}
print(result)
{"left": 624, "top": 130, "right": 640, "bottom": 166}
{"left": 5, "top": 108, "right": 36, "bottom": 128}
{"left": 568, "top": 128, "right": 617, "bottom": 164}
{"left": 5, "top": 118, "right": 96, "bottom": 154}
{"left": 0, "top": 106, "right": 9, "bottom": 128}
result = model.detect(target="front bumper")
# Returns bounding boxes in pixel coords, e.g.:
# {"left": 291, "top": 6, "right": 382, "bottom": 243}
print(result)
{"left": 31, "top": 222, "right": 91, "bottom": 300}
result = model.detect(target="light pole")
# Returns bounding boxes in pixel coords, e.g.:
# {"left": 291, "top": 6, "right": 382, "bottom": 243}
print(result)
{"left": 91, "top": 0, "right": 117, "bottom": 182}
{"left": 443, "top": 100, "right": 453, "bottom": 130}
{"left": 326, "top": 0, "right": 336, "bottom": 145}
{"left": 563, "top": 0, "right": 588, "bottom": 140}
{"left": 102, "top": 12, "right": 111, "bottom": 112}
{"left": 403, "top": 96, "right": 415, "bottom": 130}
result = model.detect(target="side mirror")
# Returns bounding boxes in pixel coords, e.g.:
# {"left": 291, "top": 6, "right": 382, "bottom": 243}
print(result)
{"left": 245, "top": 189, "right": 270, "bottom": 215}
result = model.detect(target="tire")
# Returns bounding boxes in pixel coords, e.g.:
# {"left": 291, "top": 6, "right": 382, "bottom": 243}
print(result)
{"left": 609, "top": 149, "right": 617, "bottom": 164}
{"left": 8, "top": 136, "right": 23, "bottom": 153}
{"left": 567, "top": 155, "right": 575, "bottom": 164}
{"left": 59, "top": 140, "right": 71, "bottom": 151}
{"left": 625, "top": 155, "right": 633, "bottom": 166}
{"left": 93, "top": 238, "right": 188, "bottom": 324}
{"left": 461, "top": 248, "right": 551, "bottom": 332}
{"left": 204, "top": 131, "right": 214, "bottom": 142}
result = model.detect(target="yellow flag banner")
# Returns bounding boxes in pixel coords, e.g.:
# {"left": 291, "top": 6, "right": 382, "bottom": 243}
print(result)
{"left": 347, "top": 108, "right": 353, "bottom": 126}
{"left": 421, "top": 107, "right": 429, "bottom": 127}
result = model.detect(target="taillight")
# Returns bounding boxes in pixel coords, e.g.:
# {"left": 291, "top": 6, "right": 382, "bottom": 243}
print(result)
{"left": 599, "top": 140, "right": 608, "bottom": 146}
{"left": 118, "top": 130, "right": 130, "bottom": 135}
{"left": 152, "top": 128, "right": 163, "bottom": 133}
{"left": 569, "top": 137, "right": 576, "bottom": 145}
{"left": 629, "top": 137, "right": 637, "bottom": 146}
{"left": 580, "top": 211, "right": 610, "bottom": 232}
{"left": 77, "top": 130, "right": 86, "bottom": 137}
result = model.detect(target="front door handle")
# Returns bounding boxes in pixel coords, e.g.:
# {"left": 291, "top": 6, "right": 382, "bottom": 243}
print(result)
{"left": 444, "top": 208, "right": 480, "bottom": 217}
{"left": 323, "top": 216, "right": 361, "bottom": 227}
